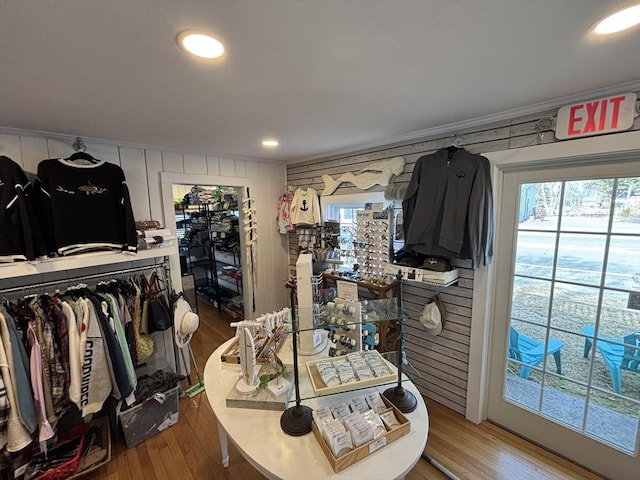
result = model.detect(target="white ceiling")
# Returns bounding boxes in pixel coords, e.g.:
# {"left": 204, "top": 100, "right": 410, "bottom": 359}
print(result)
{"left": 1, "top": 1, "right": 639, "bottom": 163}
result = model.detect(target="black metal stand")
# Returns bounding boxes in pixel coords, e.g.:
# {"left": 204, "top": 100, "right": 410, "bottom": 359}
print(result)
{"left": 281, "top": 287, "right": 313, "bottom": 436}
{"left": 382, "top": 278, "right": 417, "bottom": 413}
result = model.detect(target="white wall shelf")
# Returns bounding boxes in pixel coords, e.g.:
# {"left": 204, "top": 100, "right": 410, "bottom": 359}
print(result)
{"left": 0, "top": 244, "right": 178, "bottom": 280}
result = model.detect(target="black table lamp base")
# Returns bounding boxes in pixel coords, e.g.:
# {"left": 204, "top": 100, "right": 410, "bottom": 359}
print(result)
{"left": 280, "top": 404, "right": 313, "bottom": 436}
{"left": 383, "top": 386, "right": 417, "bottom": 413}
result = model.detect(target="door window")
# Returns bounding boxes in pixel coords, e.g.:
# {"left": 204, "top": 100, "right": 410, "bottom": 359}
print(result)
{"left": 505, "top": 176, "right": 640, "bottom": 453}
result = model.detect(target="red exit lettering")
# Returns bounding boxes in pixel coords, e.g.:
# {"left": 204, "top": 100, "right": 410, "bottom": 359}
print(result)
{"left": 556, "top": 93, "right": 636, "bottom": 141}
{"left": 568, "top": 96, "right": 625, "bottom": 135}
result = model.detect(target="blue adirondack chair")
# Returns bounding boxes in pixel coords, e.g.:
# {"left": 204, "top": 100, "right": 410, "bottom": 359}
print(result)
{"left": 582, "top": 325, "right": 640, "bottom": 394}
{"left": 508, "top": 326, "right": 564, "bottom": 379}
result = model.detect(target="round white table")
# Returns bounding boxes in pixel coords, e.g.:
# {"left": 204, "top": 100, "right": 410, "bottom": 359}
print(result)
{"left": 204, "top": 337, "right": 429, "bottom": 480}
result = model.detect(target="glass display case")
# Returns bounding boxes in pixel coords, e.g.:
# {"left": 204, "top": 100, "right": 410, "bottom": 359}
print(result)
{"left": 278, "top": 293, "right": 419, "bottom": 436}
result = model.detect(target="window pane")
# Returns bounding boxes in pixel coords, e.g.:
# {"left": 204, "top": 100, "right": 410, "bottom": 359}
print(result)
{"left": 550, "top": 283, "right": 599, "bottom": 334}
{"left": 605, "top": 235, "right": 640, "bottom": 290}
{"left": 585, "top": 389, "right": 639, "bottom": 453}
{"left": 514, "top": 231, "right": 557, "bottom": 279}
{"left": 555, "top": 233, "right": 606, "bottom": 286}
{"left": 511, "top": 277, "right": 551, "bottom": 326}
{"left": 518, "top": 182, "right": 561, "bottom": 231}
{"left": 541, "top": 377, "right": 586, "bottom": 430}
{"left": 560, "top": 179, "right": 612, "bottom": 233}
{"left": 612, "top": 177, "right": 640, "bottom": 234}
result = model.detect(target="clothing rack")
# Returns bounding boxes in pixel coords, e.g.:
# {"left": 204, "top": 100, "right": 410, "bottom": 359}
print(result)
{"left": 0, "top": 261, "right": 170, "bottom": 296}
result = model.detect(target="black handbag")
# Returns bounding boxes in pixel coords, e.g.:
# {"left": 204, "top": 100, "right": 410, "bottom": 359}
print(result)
{"left": 141, "top": 272, "right": 172, "bottom": 333}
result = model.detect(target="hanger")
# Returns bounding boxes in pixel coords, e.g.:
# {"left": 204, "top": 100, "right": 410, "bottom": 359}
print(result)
{"left": 66, "top": 150, "right": 99, "bottom": 164}
{"left": 66, "top": 136, "right": 99, "bottom": 164}
{"left": 444, "top": 133, "right": 464, "bottom": 162}
{"left": 446, "top": 133, "right": 463, "bottom": 152}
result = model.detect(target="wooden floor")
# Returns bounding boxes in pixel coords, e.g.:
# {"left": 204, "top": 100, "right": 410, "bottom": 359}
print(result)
{"left": 90, "top": 299, "right": 605, "bottom": 480}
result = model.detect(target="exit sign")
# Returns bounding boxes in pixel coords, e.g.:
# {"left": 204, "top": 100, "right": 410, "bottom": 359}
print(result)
{"left": 555, "top": 93, "right": 637, "bottom": 140}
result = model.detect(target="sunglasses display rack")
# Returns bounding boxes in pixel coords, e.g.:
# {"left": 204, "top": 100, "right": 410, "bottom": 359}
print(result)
{"left": 353, "top": 209, "right": 391, "bottom": 283}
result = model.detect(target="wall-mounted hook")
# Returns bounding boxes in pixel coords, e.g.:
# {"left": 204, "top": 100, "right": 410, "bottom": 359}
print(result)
{"left": 534, "top": 116, "right": 556, "bottom": 144}
{"left": 72, "top": 136, "right": 86, "bottom": 152}
{"left": 449, "top": 133, "right": 463, "bottom": 148}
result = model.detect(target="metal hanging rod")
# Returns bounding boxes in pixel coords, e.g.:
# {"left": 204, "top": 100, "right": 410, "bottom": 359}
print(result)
{"left": 0, "top": 261, "right": 166, "bottom": 295}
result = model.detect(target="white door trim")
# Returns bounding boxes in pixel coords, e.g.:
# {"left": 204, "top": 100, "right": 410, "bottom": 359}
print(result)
{"left": 464, "top": 129, "right": 640, "bottom": 424}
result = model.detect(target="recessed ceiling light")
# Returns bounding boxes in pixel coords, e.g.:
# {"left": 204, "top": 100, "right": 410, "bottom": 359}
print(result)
{"left": 177, "top": 30, "right": 225, "bottom": 58}
{"left": 262, "top": 139, "right": 279, "bottom": 148}
{"left": 593, "top": 4, "right": 640, "bottom": 34}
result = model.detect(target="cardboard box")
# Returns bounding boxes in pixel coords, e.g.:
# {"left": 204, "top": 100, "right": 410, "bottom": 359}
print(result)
{"left": 119, "top": 387, "right": 179, "bottom": 448}
{"left": 312, "top": 396, "right": 411, "bottom": 473}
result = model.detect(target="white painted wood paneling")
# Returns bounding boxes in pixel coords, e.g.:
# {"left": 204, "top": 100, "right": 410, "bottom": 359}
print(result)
{"left": 235, "top": 159, "right": 247, "bottom": 178}
{"left": 19, "top": 136, "right": 48, "bottom": 176}
{"left": 183, "top": 153, "right": 207, "bottom": 174}
{"left": 84, "top": 141, "right": 120, "bottom": 165}
{"left": 46, "top": 138, "right": 72, "bottom": 159}
{"left": 206, "top": 156, "right": 220, "bottom": 176}
{"left": 145, "top": 150, "right": 165, "bottom": 225}
{"left": 219, "top": 157, "right": 235, "bottom": 176}
{"left": 0, "top": 134, "right": 22, "bottom": 166}
{"left": 161, "top": 151, "right": 184, "bottom": 173}
{"left": 119, "top": 147, "right": 151, "bottom": 221}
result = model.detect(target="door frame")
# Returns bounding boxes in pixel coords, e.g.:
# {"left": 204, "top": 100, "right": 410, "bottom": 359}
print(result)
{"left": 465, "top": 129, "right": 640, "bottom": 424}
{"left": 160, "top": 171, "right": 256, "bottom": 320}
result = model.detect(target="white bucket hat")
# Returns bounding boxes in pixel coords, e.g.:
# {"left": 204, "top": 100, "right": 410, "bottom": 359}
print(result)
{"left": 420, "top": 295, "right": 446, "bottom": 336}
{"left": 174, "top": 297, "right": 199, "bottom": 348}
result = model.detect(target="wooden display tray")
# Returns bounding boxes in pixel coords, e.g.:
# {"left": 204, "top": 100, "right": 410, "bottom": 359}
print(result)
{"left": 221, "top": 325, "right": 286, "bottom": 364}
{"left": 312, "top": 396, "right": 411, "bottom": 473}
{"left": 305, "top": 351, "right": 397, "bottom": 396}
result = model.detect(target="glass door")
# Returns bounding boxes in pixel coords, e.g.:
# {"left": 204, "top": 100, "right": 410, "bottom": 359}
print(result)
{"left": 487, "top": 160, "right": 640, "bottom": 479}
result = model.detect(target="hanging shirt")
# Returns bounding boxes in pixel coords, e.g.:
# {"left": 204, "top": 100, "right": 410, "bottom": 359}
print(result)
{"left": 27, "top": 324, "right": 55, "bottom": 450}
{"left": 61, "top": 302, "right": 81, "bottom": 410}
{"left": 290, "top": 187, "right": 321, "bottom": 226}
{"left": 0, "top": 371, "right": 8, "bottom": 450}
{"left": 86, "top": 295, "right": 132, "bottom": 402}
{"left": 80, "top": 298, "right": 113, "bottom": 416}
{"left": 0, "top": 308, "right": 37, "bottom": 435}
{"left": 0, "top": 155, "right": 46, "bottom": 261}
{"left": 402, "top": 148, "right": 493, "bottom": 268}
{"left": 33, "top": 158, "right": 137, "bottom": 256}
{"left": 0, "top": 320, "right": 32, "bottom": 452}
{"left": 276, "top": 193, "right": 294, "bottom": 234}
{"left": 99, "top": 294, "right": 136, "bottom": 406}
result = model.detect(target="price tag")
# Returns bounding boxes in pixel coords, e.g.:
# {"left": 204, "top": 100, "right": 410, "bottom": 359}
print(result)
{"left": 368, "top": 436, "right": 387, "bottom": 454}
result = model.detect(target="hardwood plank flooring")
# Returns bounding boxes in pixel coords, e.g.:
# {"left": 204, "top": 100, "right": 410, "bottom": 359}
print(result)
{"left": 89, "top": 299, "right": 604, "bottom": 480}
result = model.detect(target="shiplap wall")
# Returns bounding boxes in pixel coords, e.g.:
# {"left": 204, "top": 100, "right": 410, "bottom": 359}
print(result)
{"left": 287, "top": 98, "right": 640, "bottom": 415}
{"left": 0, "top": 131, "right": 289, "bottom": 316}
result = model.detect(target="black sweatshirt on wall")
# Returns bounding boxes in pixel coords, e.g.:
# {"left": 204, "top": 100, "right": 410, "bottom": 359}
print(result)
{"left": 34, "top": 158, "right": 137, "bottom": 256}
{"left": 0, "top": 155, "right": 46, "bottom": 261}
{"left": 402, "top": 148, "right": 493, "bottom": 268}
